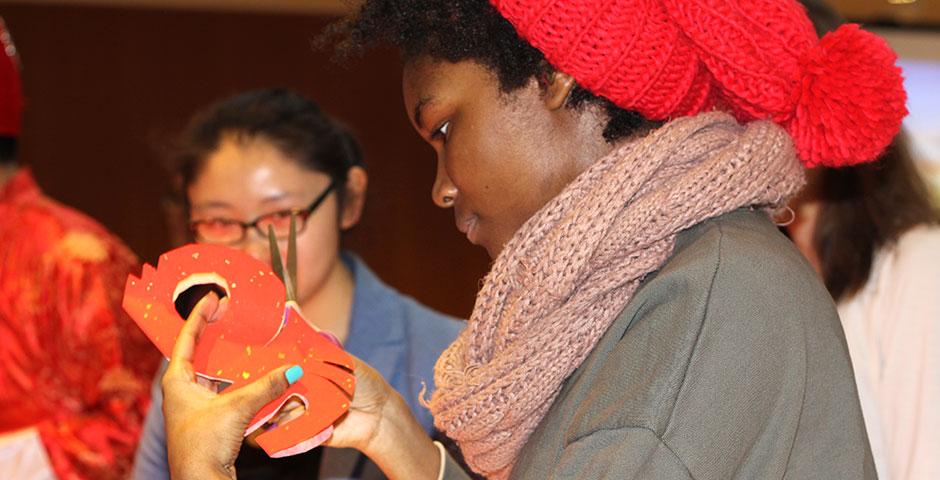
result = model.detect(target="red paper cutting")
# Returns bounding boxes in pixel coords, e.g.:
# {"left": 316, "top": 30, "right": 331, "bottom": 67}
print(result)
{"left": 122, "top": 244, "right": 355, "bottom": 457}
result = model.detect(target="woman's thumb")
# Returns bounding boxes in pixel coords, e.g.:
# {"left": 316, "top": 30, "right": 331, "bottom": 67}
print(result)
{"left": 228, "top": 365, "right": 303, "bottom": 418}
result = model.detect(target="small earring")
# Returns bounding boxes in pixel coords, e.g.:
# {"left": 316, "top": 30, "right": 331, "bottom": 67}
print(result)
{"left": 774, "top": 206, "right": 796, "bottom": 227}
{"left": 442, "top": 195, "right": 455, "bottom": 206}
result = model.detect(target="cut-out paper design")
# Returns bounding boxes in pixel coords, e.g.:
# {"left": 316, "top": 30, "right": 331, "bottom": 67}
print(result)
{"left": 122, "top": 244, "right": 355, "bottom": 457}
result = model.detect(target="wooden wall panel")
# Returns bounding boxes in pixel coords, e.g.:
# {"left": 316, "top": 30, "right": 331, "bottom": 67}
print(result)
{"left": 2, "top": 0, "right": 351, "bottom": 15}
{"left": 1, "top": 4, "right": 490, "bottom": 318}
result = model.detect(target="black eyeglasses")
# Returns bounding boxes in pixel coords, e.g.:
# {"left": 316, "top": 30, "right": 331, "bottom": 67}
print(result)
{"left": 189, "top": 179, "right": 337, "bottom": 245}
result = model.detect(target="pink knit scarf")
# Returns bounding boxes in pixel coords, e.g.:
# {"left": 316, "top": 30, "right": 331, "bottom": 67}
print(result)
{"left": 428, "top": 112, "right": 805, "bottom": 478}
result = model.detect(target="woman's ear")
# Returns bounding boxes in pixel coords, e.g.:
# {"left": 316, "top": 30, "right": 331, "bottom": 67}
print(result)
{"left": 340, "top": 166, "right": 368, "bottom": 230}
{"left": 543, "top": 71, "right": 577, "bottom": 111}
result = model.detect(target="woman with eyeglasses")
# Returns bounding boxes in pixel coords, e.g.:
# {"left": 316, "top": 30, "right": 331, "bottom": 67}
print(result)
{"left": 130, "top": 88, "right": 465, "bottom": 480}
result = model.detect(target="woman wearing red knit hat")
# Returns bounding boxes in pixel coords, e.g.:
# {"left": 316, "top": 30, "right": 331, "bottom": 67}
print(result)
{"left": 160, "top": 1, "right": 906, "bottom": 479}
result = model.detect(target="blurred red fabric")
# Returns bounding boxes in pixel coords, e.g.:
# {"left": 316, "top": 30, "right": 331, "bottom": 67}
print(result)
{"left": 0, "top": 169, "right": 160, "bottom": 480}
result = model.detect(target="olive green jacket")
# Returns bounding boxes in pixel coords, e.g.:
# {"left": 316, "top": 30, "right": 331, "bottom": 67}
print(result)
{"left": 444, "top": 209, "right": 875, "bottom": 479}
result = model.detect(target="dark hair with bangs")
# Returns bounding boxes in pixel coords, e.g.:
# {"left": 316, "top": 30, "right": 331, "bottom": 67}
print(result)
{"left": 174, "top": 88, "right": 362, "bottom": 204}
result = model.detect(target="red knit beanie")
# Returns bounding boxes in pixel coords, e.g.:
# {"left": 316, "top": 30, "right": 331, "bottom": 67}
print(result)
{"left": 490, "top": 0, "right": 907, "bottom": 168}
{"left": 0, "top": 17, "right": 23, "bottom": 137}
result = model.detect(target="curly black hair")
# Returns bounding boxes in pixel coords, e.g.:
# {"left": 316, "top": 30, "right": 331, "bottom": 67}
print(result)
{"left": 327, "top": 0, "right": 659, "bottom": 142}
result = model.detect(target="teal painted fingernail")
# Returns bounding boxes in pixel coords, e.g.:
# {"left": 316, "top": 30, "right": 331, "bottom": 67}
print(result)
{"left": 285, "top": 365, "right": 304, "bottom": 385}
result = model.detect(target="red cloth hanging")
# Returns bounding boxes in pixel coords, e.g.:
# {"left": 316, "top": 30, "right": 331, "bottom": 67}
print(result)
{"left": 0, "top": 169, "right": 160, "bottom": 479}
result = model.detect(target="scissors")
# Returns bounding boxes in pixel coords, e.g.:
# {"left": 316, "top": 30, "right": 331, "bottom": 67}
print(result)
{"left": 268, "top": 214, "right": 299, "bottom": 306}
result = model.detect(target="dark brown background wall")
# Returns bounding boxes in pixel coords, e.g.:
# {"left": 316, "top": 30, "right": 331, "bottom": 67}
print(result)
{"left": 1, "top": 4, "right": 490, "bottom": 318}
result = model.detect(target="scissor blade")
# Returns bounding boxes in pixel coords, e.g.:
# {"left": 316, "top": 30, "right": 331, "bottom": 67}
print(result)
{"left": 288, "top": 214, "right": 298, "bottom": 296}
{"left": 267, "top": 225, "right": 296, "bottom": 302}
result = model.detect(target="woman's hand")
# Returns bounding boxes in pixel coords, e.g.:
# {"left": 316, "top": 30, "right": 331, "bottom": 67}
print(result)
{"left": 326, "top": 356, "right": 442, "bottom": 479}
{"left": 243, "top": 335, "right": 397, "bottom": 452}
{"left": 162, "top": 292, "right": 442, "bottom": 479}
{"left": 162, "top": 293, "right": 295, "bottom": 479}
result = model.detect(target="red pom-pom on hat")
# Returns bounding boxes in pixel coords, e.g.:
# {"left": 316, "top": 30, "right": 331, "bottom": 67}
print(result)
{"left": 785, "top": 24, "right": 907, "bottom": 167}
{"left": 489, "top": 0, "right": 908, "bottom": 168}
